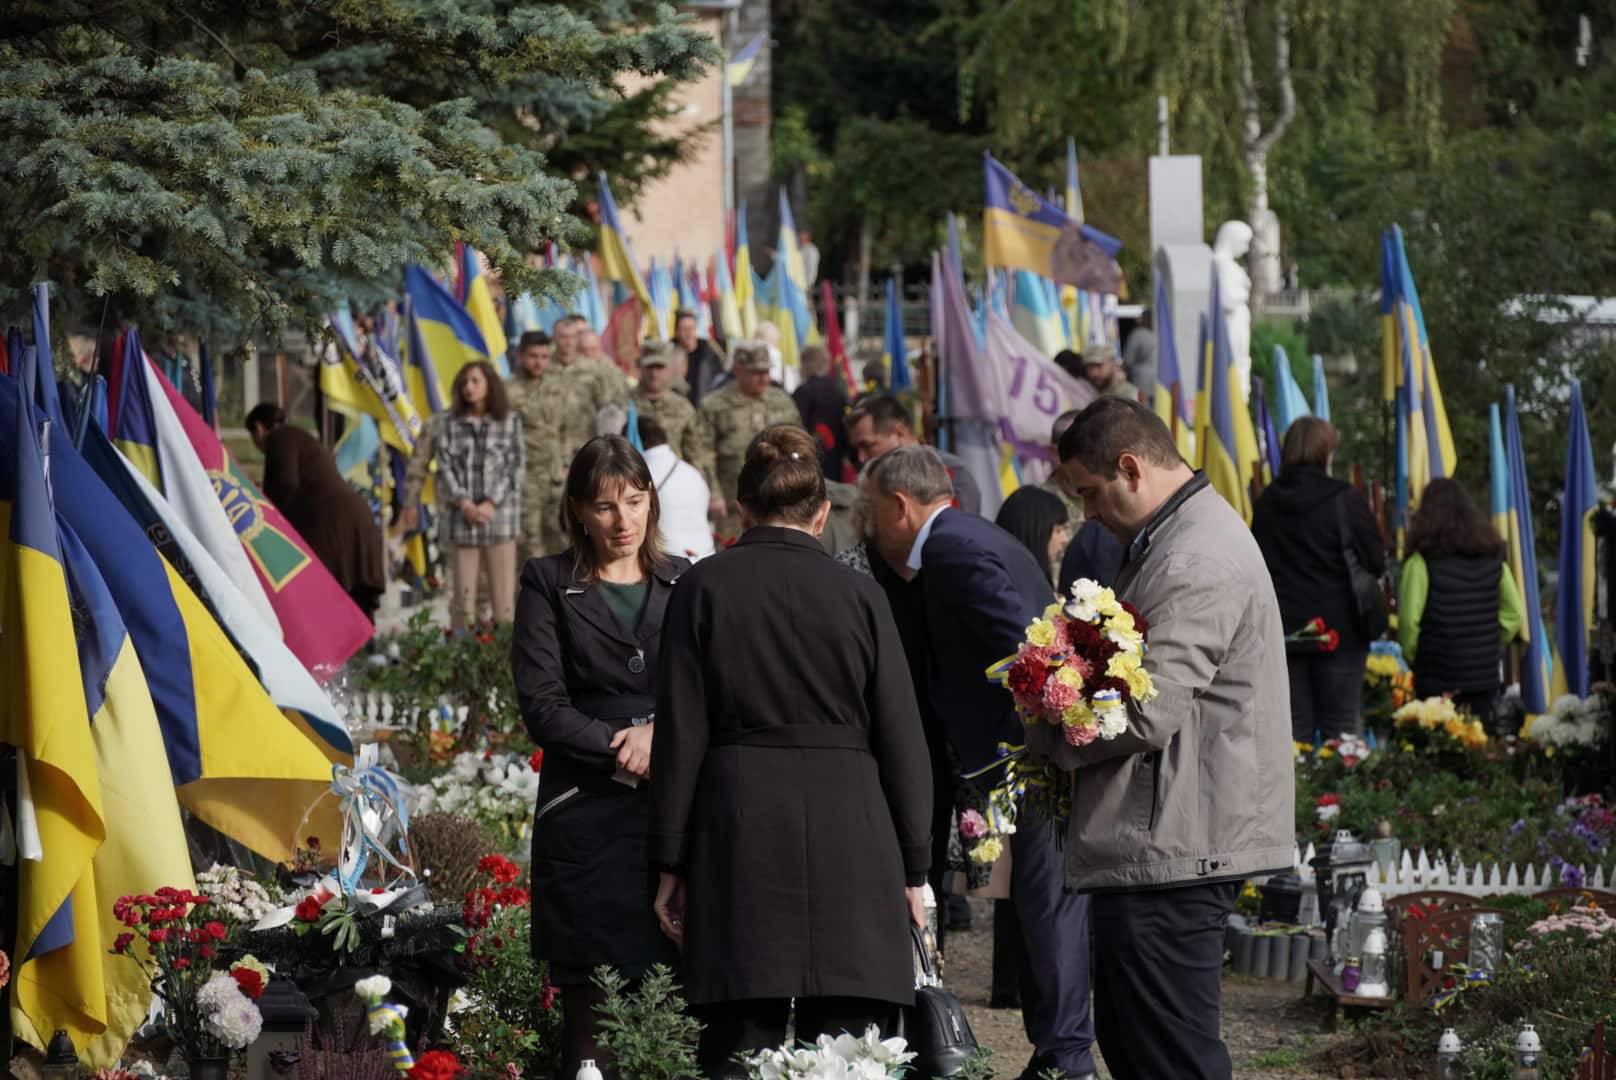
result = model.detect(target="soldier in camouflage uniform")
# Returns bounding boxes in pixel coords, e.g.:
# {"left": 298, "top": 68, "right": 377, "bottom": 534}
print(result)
{"left": 578, "top": 324, "right": 632, "bottom": 403}
{"left": 505, "top": 330, "right": 556, "bottom": 565}
{"left": 695, "top": 340, "right": 803, "bottom": 542}
{"left": 537, "top": 318, "right": 630, "bottom": 554}
{"left": 634, "top": 341, "right": 713, "bottom": 488}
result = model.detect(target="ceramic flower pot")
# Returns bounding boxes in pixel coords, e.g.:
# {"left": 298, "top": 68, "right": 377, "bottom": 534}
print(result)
{"left": 186, "top": 1054, "right": 231, "bottom": 1080}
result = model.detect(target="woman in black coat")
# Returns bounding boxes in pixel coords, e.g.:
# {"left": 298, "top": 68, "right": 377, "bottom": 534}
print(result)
{"left": 650, "top": 425, "right": 933, "bottom": 1078}
{"left": 511, "top": 435, "right": 688, "bottom": 1078}
{"left": 1251, "top": 418, "right": 1386, "bottom": 742}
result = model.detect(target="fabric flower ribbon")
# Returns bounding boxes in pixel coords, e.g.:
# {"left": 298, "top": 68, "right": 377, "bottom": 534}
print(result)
{"left": 330, "top": 744, "right": 416, "bottom": 895}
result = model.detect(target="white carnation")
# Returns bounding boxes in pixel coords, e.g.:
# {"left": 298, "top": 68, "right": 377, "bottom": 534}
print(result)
{"left": 354, "top": 974, "right": 392, "bottom": 1000}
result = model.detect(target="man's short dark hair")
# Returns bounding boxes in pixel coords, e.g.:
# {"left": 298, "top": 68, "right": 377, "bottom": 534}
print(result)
{"left": 1053, "top": 349, "right": 1083, "bottom": 380}
{"left": 245, "top": 403, "right": 285, "bottom": 431}
{"left": 674, "top": 308, "right": 697, "bottom": 327}
{"left": 1052, "top": 408, "right": 1081, "bottom": 446}
{"left": 1058, "top": 397, "right": 1184, "bottom": 476}
{"left": 518, "top": 330, "right": 550, "bottom": 351}
{"left": 846, "top": 394, "right": 910, "bottom": 434}
{"left": 637, "top": 415, "right": 669, "bottom": 450}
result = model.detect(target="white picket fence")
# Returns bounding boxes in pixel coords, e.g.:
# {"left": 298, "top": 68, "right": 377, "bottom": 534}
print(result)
{"left": 334, "top": 689, "right": 469, "bottom": 735}
{"left": 1290, "top": 842, "right": 1614, "bottom": 899}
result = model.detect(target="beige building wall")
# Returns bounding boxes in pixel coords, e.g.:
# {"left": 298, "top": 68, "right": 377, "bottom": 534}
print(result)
{"left": 614, "top": 11, "right": 727, "bottom": 274}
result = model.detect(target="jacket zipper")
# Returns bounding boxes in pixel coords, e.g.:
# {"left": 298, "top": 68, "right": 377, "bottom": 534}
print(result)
{"left": 1146, "top": 752, "right": 1161, "bottom": 832}
{"left": 533, "top": 786, "right": 580, "bottom": 825}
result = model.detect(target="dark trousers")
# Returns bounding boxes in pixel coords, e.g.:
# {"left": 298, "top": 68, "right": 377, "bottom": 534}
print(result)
{"left": 1091, "top": 880, "right": 1241, "bottom": 1080}
{"left": 1010, "top": 821, "right": 1095, "bottom": 1077}
{"left": 1287, "top": 648, "right": 1367, "bottom": 743}
{"left": 695, "top": 997, "right": 898, "bottom": 1079}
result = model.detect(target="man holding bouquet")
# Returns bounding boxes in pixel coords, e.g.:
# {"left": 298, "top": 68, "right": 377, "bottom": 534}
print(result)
{"left": 865, "top": 446, "right": 1097, "bottom": 1080}
{"left": 1035, "top": 397, "right": 1294, "bottom": 1080}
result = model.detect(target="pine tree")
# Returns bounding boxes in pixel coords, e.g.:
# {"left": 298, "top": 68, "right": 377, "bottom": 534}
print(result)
{"left": 0, "top": 1, "right": 720, "bottom": 334}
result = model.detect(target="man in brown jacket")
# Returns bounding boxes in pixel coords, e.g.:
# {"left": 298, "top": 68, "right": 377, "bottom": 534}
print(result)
{"left": 1032, "top": 397, "right": 1294, "bottom": 1080}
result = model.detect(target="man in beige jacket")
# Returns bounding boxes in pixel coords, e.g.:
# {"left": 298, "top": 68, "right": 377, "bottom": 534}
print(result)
{"left": 1034, "top": 397, "right": 1294, "bottom": 1080}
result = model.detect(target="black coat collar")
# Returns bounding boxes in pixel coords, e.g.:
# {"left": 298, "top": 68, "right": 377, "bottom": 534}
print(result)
{"left": 732, "top": 525, "right": 827, "bottom": 553}
{"left": 561, "top": 560, "right": 682, "bottom": 648}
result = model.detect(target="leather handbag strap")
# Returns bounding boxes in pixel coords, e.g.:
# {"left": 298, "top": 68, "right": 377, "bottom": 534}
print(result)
{"left": 911, "top": 922, "right": 938, "bottom": 987}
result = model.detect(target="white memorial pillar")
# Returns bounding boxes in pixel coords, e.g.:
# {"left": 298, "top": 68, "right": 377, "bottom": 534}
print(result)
{"left": 1149, "top": 155, "right": 1212, "bottom": 410}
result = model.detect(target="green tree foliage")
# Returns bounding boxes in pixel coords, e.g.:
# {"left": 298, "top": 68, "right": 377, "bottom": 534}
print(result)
{"left": 0, "top": 0, "right": 718, "bottom": 335}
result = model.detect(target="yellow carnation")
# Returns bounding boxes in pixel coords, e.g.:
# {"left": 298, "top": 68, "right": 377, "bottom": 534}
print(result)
{"left": 1026, "top": 619, "right": 1057, "bottom": 647}
{"left": 1056, "top": 664, "right": 1085, "bottom": 689}
{"left": 1124, "top": 666, "right": 1154, "bottom": 701}
{"left": 1095, "top": 588, "right": 1123, "bottom": 618}
{"left": 1043, "top": 602, "right": 1063, "bottom": 621}
{"left": 1108, "top": 609, "right": 1136, "bottom": 634}
{"left": 970, "top": 836, "right": 1004, "bottom": 864}
{"left": 1061, "top": 701, "right": 1095, "bottom": 728}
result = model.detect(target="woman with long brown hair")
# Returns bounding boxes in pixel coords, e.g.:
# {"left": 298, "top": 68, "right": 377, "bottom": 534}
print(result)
{"left": 436, "top": 359, "right": 523, "bottom": 627}
{"left": 511, "top": 435, "right": 685, "bottom": 1078}
{"left": 650, "top": 425, "right": 932, "bottom": 1077}
{"left": 1398, "top": 477, "right": 1525, "bottom": 728}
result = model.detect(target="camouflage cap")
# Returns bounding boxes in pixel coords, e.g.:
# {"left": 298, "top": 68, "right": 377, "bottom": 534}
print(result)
{"left": 732, "top": 340, "right": 772, "bottom": 372}
{"left": 1081, "top": 341, "right": 1120, "bottom": 367}
{"left": 639, "top": 341, "right": 678, "bottom": 368}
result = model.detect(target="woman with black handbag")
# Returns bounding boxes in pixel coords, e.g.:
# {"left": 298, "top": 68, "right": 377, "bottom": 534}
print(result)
{"left": 649, "top": 425, "right": 933, "bottom": 1078}
{"left": 1253, "top": 418, "right": 1387, "bottom": 742}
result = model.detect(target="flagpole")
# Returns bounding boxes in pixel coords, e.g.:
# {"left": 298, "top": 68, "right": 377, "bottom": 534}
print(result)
{"left": 0, "top": 743, "right": 15, "bottom": 1071}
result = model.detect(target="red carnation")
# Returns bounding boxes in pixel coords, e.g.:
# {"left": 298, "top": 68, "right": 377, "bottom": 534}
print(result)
{"left": 1090, "top": 675, "right": 1130, "bottom": 702}
{"left": 541, "top": 981, "right": 559, "bottom": 1011}
{"left": 813, "top": 422, "right": 836, "bottom": 452}
{"left": 1007, "top": 657, "right": 1050, "bottom": 699}
{"left": 113, "top": 932, "right": 134, "bottom": 954}
{"left": 172, "top": 957, "right": 191, "bottom": 970}
{"left": 205, "top": 921, "right": 227, "bottom": 941}
{"left": 231, "top": 967, "right": 266, "bottom": 1000}
{"left": 295, "top": 895, "right": 326, "bottom": 923}
{"left": 477, "top": 855, "right": 520, "bottom": 885}
{"left": 410, "top": 1050, "right": 467, "bottom": 1080}
{"left": 1321, "top": 630, "right": 1340, "bottom": 653}
{"left": 148, "top": 928, "right": 169, "bottom": 944}
{"left": 497, "top": 887, "right": 531, "bottom": 909}
{"left": 528, "top": 748, "right": 544, "bottom": 772}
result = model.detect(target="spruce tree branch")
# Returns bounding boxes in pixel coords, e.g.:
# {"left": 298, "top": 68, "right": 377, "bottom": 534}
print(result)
{"left": 182, "top": 12, "right": 248, "bottom": 77}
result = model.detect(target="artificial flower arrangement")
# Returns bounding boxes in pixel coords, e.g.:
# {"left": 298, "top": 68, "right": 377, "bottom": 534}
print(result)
{"left": 109, "top": 887, "right": 268, "bottom": 1062}
{"left": 742, "top": 1026, "right": 916, "bottom": 1079}
{"left": 1393, "top": 696, "right": 1488, "bottom": 751}
{"left": 1285, "top": 616, "right": 1340, "bottom": 652}
{"left": 1362, "top": 641, "right": 1415, "bottom": 725}
{"left": 990, "top": 578, "right": 1158, "bottom": 748}
{"left": 409, "top": 749, "right": 541, "bottom": 846}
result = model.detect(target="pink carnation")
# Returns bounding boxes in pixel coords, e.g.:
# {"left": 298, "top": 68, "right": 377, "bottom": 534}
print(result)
{"left": 1062, "top": 722, "right": 1099, "bottom": 747}
{"left": 1020, "top": 644, "right": 1056, "bottom": 666}
{"left": 1042, "top": 677, "right": 1080, "bottom": 713}
{"left": 959, "top": 809, "right": 989, "bottom": 840}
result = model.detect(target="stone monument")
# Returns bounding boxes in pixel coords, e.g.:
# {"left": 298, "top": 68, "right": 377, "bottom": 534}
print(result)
{"left": 1213, "top": 220, "right": 1254, "bottom": 400}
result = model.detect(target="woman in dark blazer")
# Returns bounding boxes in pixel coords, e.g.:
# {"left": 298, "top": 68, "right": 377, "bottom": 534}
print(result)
{"left": 511, "top": 435, "right": 688, "bottom": 1078}
{"left": 650, "top": 425, "right": 933, "bottom": 1078}
{"left": 1251, "top": 418, "right": 1386, "bottom": 742}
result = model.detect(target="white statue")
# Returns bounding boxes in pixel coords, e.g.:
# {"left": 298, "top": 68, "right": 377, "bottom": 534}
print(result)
{"left": 1212, "top": 220, "right": 1253, "bottom": 401}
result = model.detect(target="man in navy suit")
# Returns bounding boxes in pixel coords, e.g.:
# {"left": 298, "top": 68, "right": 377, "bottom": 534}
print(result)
{"left": 866, "top": 446, "right": 1097, "bottom": 1080}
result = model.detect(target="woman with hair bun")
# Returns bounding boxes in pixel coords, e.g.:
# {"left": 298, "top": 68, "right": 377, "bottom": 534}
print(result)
{"left": 650, "top": 425, "right": 933, "bottom": 1077}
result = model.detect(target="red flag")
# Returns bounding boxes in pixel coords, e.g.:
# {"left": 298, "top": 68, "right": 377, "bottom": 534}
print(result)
{"left": 603, "top": 297, "right": 643, "bottom": 370}
{"left": 724, "top": 207, "right": 737, "bottom": 277}
{"left": 152, "top": 373, "right": 373, "bottom": 679}
{"left": 821, "top": 281, "right": 858, "bottom": 396}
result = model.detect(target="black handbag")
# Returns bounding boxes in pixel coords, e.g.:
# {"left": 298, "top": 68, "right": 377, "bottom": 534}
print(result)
{"left": 1336, "top": 493, "right": 1388, "bottom": 642}
{"left": 896, "top": 923, "right": 978, "bottom": 1078}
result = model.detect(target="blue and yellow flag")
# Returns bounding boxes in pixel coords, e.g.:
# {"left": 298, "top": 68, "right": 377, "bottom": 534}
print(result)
{"left": 458, "top": 245, "right": 509, "bottom": 375}
{"left": 1503, "top": 384, "right": 1552, "bottom": 713}
{"left": 596, "top": 172, "right": 659, "bottom": 338}
{"left": 1252, "top": 378, "right": 1281, "bottom": 486}
{"left": 1488, "top": 402, "right": 1508, "bottom": 541}
{"left": 1555, "top": 380, "right": 1598, "bottom": 698}
{"left": 727, "top": 32, "right": 764, "bottom": 87}
{"left": 1272, "top": 345, "right": 1312, "bottom": 435}
{"left": 1383, "top": 225, "right": 1456, "bottom": 519}
{"left": 882, "top": 277, "right": 912, "bottom": 391}
{"left": 325, "top": 304, "right": 422, "bottom": 455}
{"left": 1202, "top": 273, "right": 1261, "bottom": 521}
{"left": 774, "top": 188, "right": 820, "bottom": 353}
{"left": 2, "top": 351, "right": 108, "bottom": 1055}
{"left": 649, "top": 257, "right": 676, "bottom": 341}
{"left": 733, "top": 201, "right": 757, "bottom": 337}
{"left": 402, "top": 296, "right": 448, "bottom": 419}
{"left": 110, "top": 330, "right": 162, "bottom": 486}
{"left": 1150, "top": 273, "right": 1193, "bottom": 460}
{"left": 715, "top": 250, "right": 743, "bottom": 342}
{"left": 1010, "top": 270, "right": 1066, "bottom": 361}
{"left": 983, "top": 153, "right": 1122, "bottom": 293}
{"left": 405, "top": 265, "right": 491, "bottom": 394}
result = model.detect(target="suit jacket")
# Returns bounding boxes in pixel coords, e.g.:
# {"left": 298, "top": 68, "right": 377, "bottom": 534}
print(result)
{"left": 919, "top": 508, "right": 1058, "bottom": 773}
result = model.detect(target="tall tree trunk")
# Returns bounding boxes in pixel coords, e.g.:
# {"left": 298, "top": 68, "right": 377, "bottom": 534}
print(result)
{"left": 1229, "top": 0, "right": 1295, "bottom": 309}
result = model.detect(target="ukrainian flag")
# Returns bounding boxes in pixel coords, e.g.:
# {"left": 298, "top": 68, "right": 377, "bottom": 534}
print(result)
{"left": 0, "top": 376, "right": 342, "bottom": 862}
{"left": 1151, "top": 272, "right": 1193, "bottom": 460}
{"left": 55, "top": 519, "right": 194, "bottom": 1067}
{"left": 1555, "top": 380, "right": 1599, "bottom": 698}
{"left": 759, "top": 265, "right": 802, "bottom": 371}
{"left": 1272, "top": 345, "right": 1312, "bottom": 435}
{"left": 1010, "top": 270, "right": 1066, "bottom": 360}
{"left": 882, "top": 277, "right": 912, "bottom": 391}
{"left": 1502, "top": 384, "right": 1552, "bottom": 713}
{"left": 1202, "top": 272, "right": 1261, "bottom": 522}
{"left": 325, "top": 304, "right": 423, "bottom": 455}
{"left": 774, "top": 188, "right": 820, "bottom": 352}
{"left": 110, "top": 330, "right": 161, "bottom": 486}
{"left": 649, "top": 257, "right": 676, "bottom": 341}
{"left": 734, "top": 202, "right": 758, "bottom": 337}
{"left": 2, "top": 354, "right": 107, "bottom": 1056}
{"left": 1488, "top": 403, "right": 1508, "bottom": 541}
{"left": 405, "top": 264, "right": 492, "bottom": 393}
{"left": 1060, "top": 137, "right": 1084, "bottom": 348}
{"left": 715, "top": 250, "right": 743, "bottom": 342}
{"left": 458, "top": 245, "right": 509, "bottom": 374}
{"left": 402, "top": 296, "right": 447, "bottom": 418}
{"left": 1383, "top": 225, "right": 1456, "bottom": 513}
{"left": 727, "top": 31, "right": 764, "bottom": 87}
{"left": 596, "top": 172, "right": 659, "bottom": 338}
{"left": 982, "top": 153, "right": 1121, "bottom": 285}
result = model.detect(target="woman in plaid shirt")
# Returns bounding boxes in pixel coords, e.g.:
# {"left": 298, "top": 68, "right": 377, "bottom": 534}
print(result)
{"left": 436, "top": 360, "right": 525, "bottom": 627}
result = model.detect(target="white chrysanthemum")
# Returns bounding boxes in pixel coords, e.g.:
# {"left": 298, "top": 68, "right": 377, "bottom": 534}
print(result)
{"left": 354, "top": 974, "right": 392, "bottom": 1000}
{"left": 1095, "top": 702, "right": 1129, "bottom": 740}
{"left": 196, "top": 973, "right": 245, "bottom": 1014}
{"left": 205, "top": 998, "right": 263, "bottom": 1049}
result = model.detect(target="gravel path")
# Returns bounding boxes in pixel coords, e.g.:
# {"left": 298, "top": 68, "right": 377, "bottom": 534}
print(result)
{"left": 941, "top": 899, "right": 1348, "bottom": 1078}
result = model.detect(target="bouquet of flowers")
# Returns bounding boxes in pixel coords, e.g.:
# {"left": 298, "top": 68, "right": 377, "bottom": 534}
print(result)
{"left": 1284, "top": 616, "right": 1340, "bottom": 652}
{"left": 1393, "top": 696, "right": 1487, "bottom": 751}
{"left": 1526, "top": 692, "right": 1611, "bottom": 754}
{"left": 410, "top": 750, "right": 540, "bottom": 845}
{"left": 742, "top": 1026, "right": 916, "bottom": 1079}
{"left": 990, "top": 578, "right": 1157, "bottom": 748}
{"left": 1362, "top": 642, "right": 1414, "bottom": 726}
{"left": 110, "top": 887, "right": 268, "bottom": 1060}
